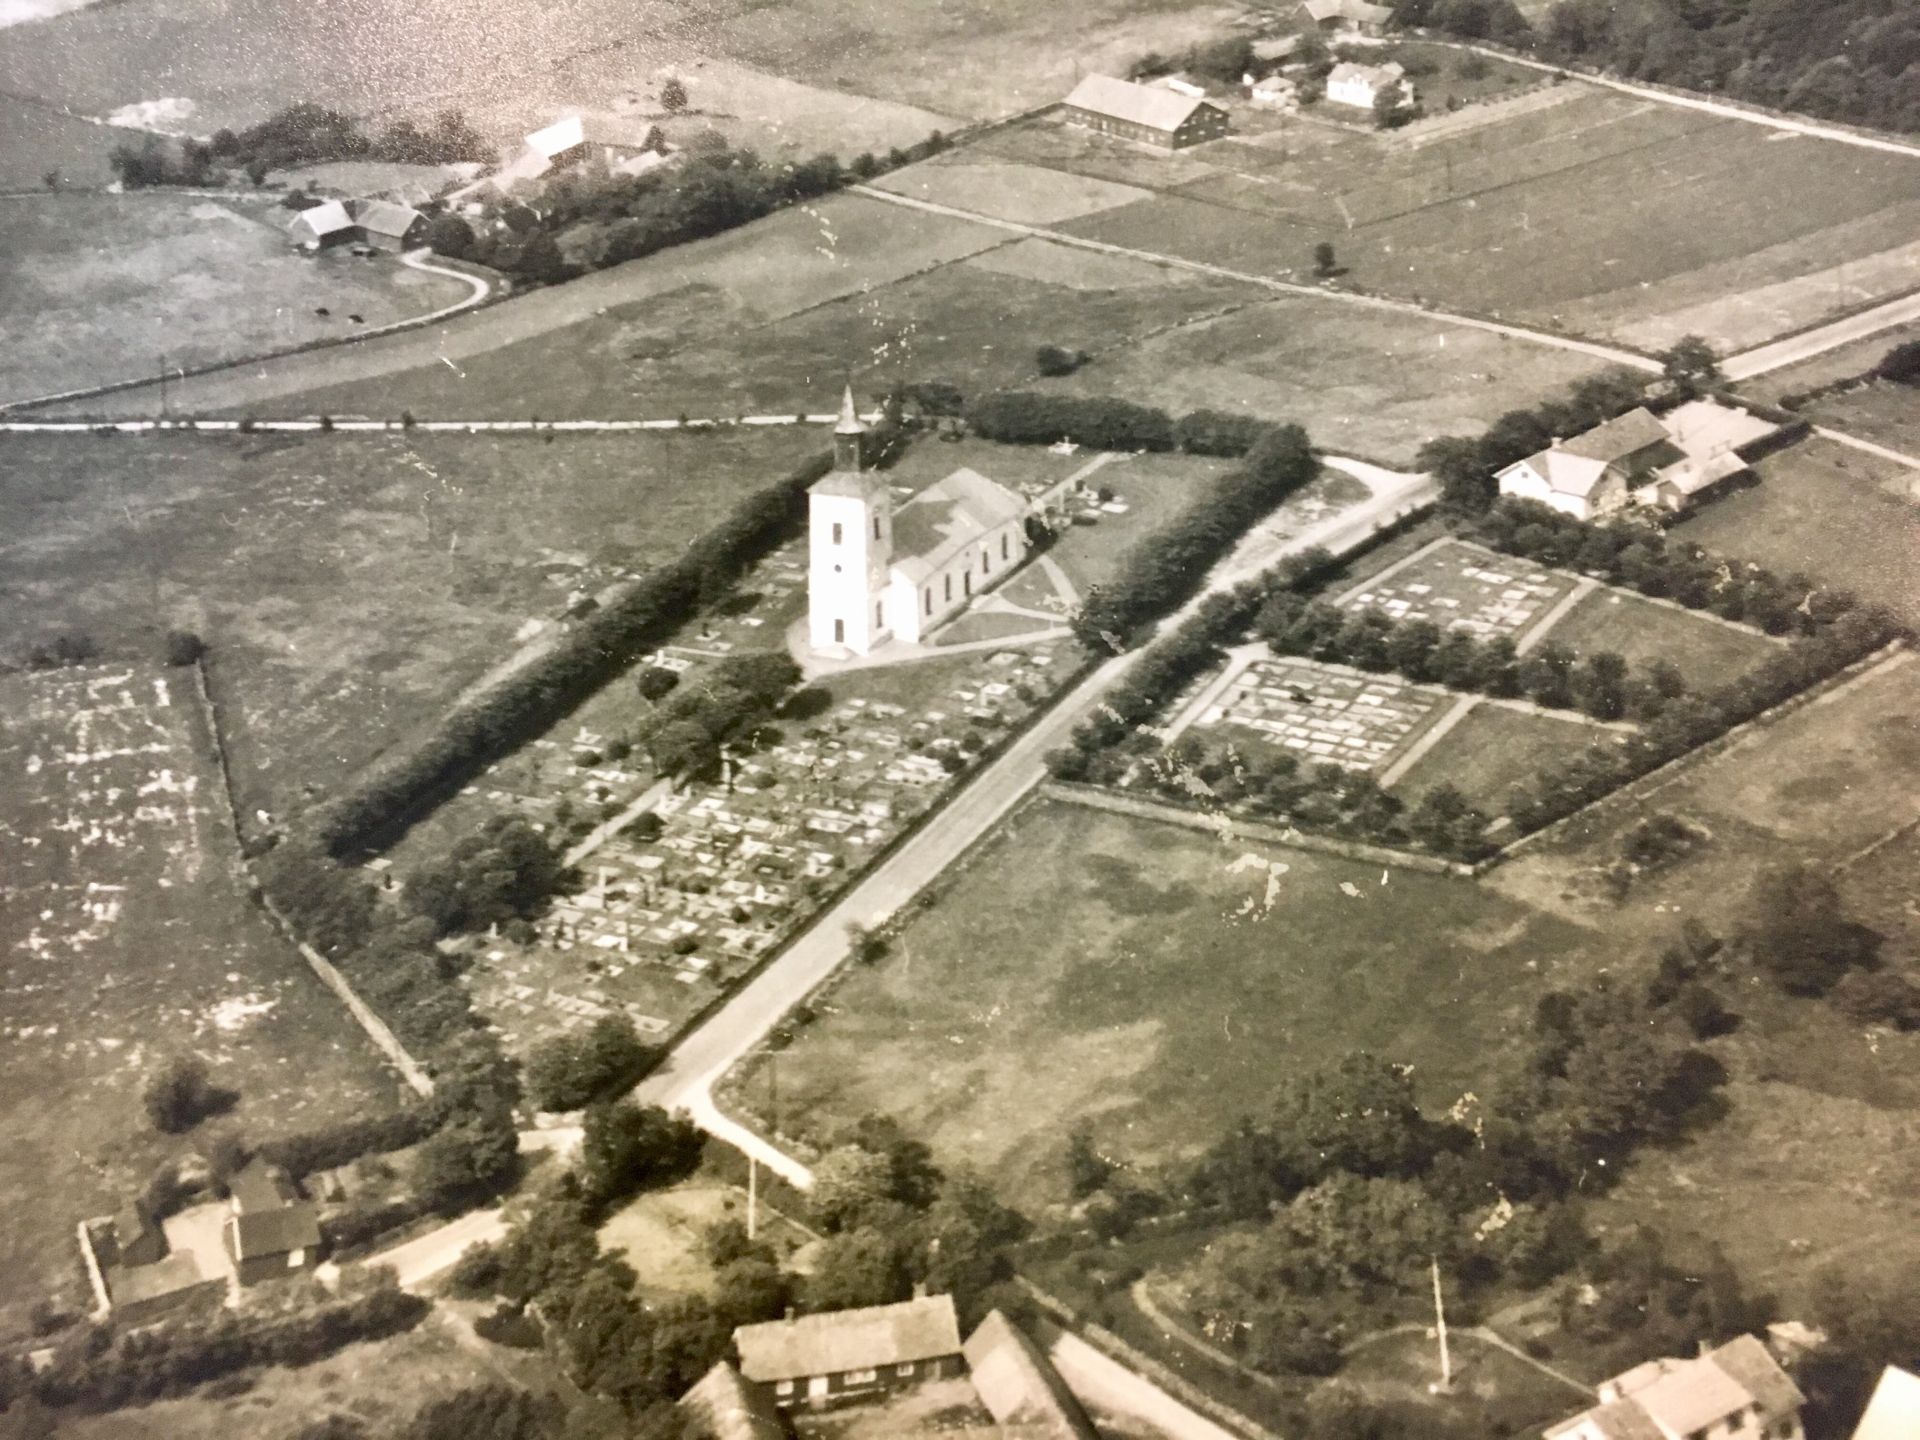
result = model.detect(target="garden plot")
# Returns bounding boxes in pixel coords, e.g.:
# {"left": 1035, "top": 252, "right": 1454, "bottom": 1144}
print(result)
{"left": 1194, "top": 658, "right": 1452, "bottom": 775}
{"left": 1339, "top": 539, "right": 1576, "bottom": 641}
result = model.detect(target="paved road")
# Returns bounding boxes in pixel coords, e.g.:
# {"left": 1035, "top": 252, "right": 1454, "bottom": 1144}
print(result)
{"left": 851, "top": 184, "right": 1660, "bottom": 374}
{"left": 1724, "top": 292, "right": 1920, "bottom": 381}
{"left": 634, "top": 458, "right": 1437, "bottom": 1186}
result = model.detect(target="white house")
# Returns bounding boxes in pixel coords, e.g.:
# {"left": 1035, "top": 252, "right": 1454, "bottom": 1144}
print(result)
{"left": 807, "top": 388, "right": 1031, "bottom": 657}
{"left": 1325, "top": 61, "right": 1409, "bottom": 110}
{"left": 1545, "top": 1335, "right": 1804, "bottom": 1440}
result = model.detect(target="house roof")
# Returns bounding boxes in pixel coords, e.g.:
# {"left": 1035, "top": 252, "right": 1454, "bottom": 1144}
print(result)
{"left": 1852, "top": 1365, "right": 1920, "bottom": 1440}
{"left": 891, "top": 468, "right": 1029, "bottom": 582}
{"left": 1328, "top": 60, "right": 1406, "bottom": 89}
{"left": 733, "top": 1294, "right": 962, "bottom": 1383}
{"left": 679, "top": 1361, "right": 788, "bottom": 1440}
{"left": 1304, "top": 0, "right": 1394, "bottom": 22}
{"left": 229, "top": 1204, "right": 321, "bottom": 1260}
{"left": 963, "top": 1311, "right": 1100, "bottom": 1440}
{"left": 349, "top": 197, "right": 423, "bottom": 238}
{"left": 1062, "top": 74, "right": 1215, "bottom": 132}
{"left": 290, "top": 200, "right": 355, "bottom": 237}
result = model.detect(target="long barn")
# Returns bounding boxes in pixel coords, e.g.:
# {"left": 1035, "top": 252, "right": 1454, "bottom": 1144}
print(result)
{"left": 1060, "top": 74, "right": 1229, "bottom": 150}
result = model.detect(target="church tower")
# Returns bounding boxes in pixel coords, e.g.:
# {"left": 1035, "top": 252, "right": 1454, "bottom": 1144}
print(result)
{"left": 807, "top": 385, "right": 894, "bottom": 655}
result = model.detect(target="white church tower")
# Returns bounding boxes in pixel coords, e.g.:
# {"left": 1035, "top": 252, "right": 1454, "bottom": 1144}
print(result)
{"left": 807, "top": 385, "right": 894, "bottom": 655}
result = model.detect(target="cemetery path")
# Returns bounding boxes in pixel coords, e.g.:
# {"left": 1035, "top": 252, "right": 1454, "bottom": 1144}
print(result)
{"left": 634, "top": 458, "right": 1438, "bottom": 1186}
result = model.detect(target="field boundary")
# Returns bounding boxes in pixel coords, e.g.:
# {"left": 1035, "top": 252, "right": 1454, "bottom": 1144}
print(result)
{"left": 185, "top": 656, "right": 436, "bottom": 1098}
{"left": 1488, "top": 639, "right": 1912, "bottom": 864}
{"left": 1041, "top": 779, "right": 1475, "bottom": 876}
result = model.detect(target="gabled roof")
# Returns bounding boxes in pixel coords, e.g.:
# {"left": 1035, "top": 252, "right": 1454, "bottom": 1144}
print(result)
{"left": 349, "top": 197, "right": 423, "bottom": 237}
{"left": 733, "top": 1294, "right": 962, "bottom": 1383}
{"left": 1852, "top": 1365, "right": 1920, "bottom": 1440}
{"left": 229, "top": 1204, "right": 321, "bottom": 1260}
{"left": 289, "top": 199, "right": 355, "bottom": 237}
{"left": 891, "top": 468, "right": 1029, "bottom": 581}
{"left": 963, "top": 1311, "right": 1100, "bottom": 1440}
{"left": 680, "top": 1361, "right": 788, "bottom": 1440}
{"left": 1062, "top": 74, "right": 1216, "bottom": 132}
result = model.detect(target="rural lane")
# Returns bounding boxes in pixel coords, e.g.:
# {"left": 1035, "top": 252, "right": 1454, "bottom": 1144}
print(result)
{"left": 633, "top": 458, "right": 1438, "bottom": 1186}
{"left": 849, "top": 183, "right": 1663, "bottom": 374}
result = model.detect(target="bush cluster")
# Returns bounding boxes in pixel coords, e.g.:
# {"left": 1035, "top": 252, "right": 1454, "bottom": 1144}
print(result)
{"left": 310, "top": 452, "right": 831, "bottom": 856}
{"left": 26, "top": 1281, "right": 428, "bottom": 1411}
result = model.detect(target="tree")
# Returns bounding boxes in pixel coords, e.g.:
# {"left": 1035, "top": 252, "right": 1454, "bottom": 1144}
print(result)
{"left": 1741, "top": 863, "right": 1880, "bottom": 995}
{"left": 1312, "top": 241, "right": 1338, "bottom": 278}
{"left": 1661, "top": 335, "right": 1723, "bottom": 395}
{"left": 577, "top": 1101, "right": 702, "bottom": 1207}
{"left": 143, "top": 1054, "right": 229, "bottom": 1133}
{"left": 660, "top": 76, "right": 689, "bottom": 113}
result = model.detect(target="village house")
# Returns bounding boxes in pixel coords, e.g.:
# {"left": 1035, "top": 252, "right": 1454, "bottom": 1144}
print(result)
{"left": 1325, "top": 60, "right": 1410, "bottom": 110}
{"left": 1496, "top": 401, "right": 1779, "bottom": 520}
{"left": 1060, "top": 74, "right": 1230, "bottom": 150}
{"left": 1545, "top": 1335, "right": 1804, "bottom": 1440}
{"left": 807, "top": 388, "right": 1031, "bottom": 657}
{"left": 963, "top": 1309, "right": 1101, "bottom": 1440}
{"left": 1302, "top": 0, "right": 1396, "bottom": 34}
{"left": 733, "top": 1292, "right": 965, "bottom": 1407}
{"left": 223, "top": 1156, "right": 321, "bottom": 1286}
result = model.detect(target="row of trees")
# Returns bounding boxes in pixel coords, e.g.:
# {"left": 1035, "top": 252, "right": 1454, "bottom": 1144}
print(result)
{"left": 308, "top": 450, "right": 831, "bottom": 856}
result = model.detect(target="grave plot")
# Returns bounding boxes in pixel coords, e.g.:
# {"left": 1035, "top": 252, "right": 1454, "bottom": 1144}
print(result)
{"left": 461, "top": 646, "right": 1070, "bottom": 1053}
{"left": 1340, "top": 540, "right": 1576, "bottom": 641}
{"left": 1196, "top": 658, "right": 1453, "bottom": 774}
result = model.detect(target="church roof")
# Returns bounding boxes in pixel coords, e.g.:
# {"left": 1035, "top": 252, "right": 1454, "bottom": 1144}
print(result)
{"left": 891, "top": 468, "right": 1028, "bottom": 582}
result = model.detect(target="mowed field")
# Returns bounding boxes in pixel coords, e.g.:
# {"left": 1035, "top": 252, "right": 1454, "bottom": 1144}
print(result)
{"left": 0, "top": 666, "right": 400, "bottom": 1333}
{"left": 728, "top": 797, "right": 1595, "bottom": 1211}
{"left": 0, "top": 425, "right": 822, "bottom": 821}
{"left": 1678, "top": 437, "right": 1920, "bottom": 623}
{"left": 973, "top": 86, "right": 1920, "bottom": 353}
{"left": 0, "top": 193, "right": 470, "bottom": 406}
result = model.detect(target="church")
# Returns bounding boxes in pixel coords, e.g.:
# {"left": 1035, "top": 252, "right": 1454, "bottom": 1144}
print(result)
{"left": 807, "top": 388, "right": 1032, "bottom": 656}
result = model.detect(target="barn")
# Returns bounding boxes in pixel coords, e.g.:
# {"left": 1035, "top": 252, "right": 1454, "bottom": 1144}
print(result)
{"left": 1060, "top": 74, "right": 1229, "bottom": 150}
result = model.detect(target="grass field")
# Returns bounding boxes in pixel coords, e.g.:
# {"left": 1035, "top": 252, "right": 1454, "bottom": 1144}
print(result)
{"left": 990, "top": 86, "right": 1920, "bottom": 351}
{"left": 1678, "top": 437, "right": 1920, "bottom": 623}
{"left": 728, "top": 797, "right": 1593, "bottom": 1211}
{"left": 0, "top": 193, "right": 469, "bottom": 405}
{"left": 1545, "top": 588, "right": 1782, "bottom": 691}
{"left": 0, "top": 425, "right": 822, "bottom": 822}
{"left": 0, "top": 666, "right": 401, "bottom": 1335}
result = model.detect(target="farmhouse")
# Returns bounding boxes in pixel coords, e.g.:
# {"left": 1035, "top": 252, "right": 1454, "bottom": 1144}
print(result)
{"left": 733, "top": 1292, "right": 965, "bottom": 1406}
{"left": 1545, "top": 1334, "right": 1804, "bottom": 1440}
{"left": 1496, "top": 402, "right": 1780, "bottom": 518}
{"left": 1061, "top": 74, "right": 1229, "bottom": 150}
{"left": 222, "top": 1157, "right": 321, "bottom": 1286}
{"left": 808, "top": 388, "right": 1031, "bottom": 656}
{"left": 1325, "top": 60, "right": 1410, "bottom": 109}
{"left": 963, "top": 1309, "right": 1100, "bottom": 1440}
{"left": 1303, "top": 0, "right": 1395, "bottom": 33}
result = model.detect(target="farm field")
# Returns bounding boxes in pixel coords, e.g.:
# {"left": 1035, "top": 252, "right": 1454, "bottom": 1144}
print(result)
{"left": 0, "top": 425, "right": 822, "bottom": 824}
{"left": 725, "top": 797, "right": 1595, "bottom": 1211}
{"left": 0, "top": 193, "right": 470, "bottom": 406}
{"left": 1545, "top": 588, "right": 1782, "bottom": 691}
{"left": 996, "top": 86, "right": 1920, "bottom": 352}
{"left": 0, "top": 666, "right": 400, "bottom": 1335}
{"left": 1046, "top": 292, "right": 1610, "bottom": 465}
{"left": 1678, "top": 437, "right": 1920, "bottom": 623}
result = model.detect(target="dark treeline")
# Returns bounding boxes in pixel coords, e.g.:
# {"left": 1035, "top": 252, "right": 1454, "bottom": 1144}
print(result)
{"left": 1394, "top": 0, "right": 1920, "bottom": 135}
